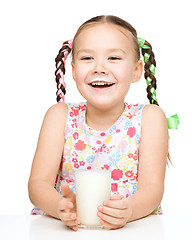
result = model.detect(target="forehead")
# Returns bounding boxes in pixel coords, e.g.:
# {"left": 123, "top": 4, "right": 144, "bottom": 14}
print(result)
{"left": 74, "top": 23, "right": 134, "bottom": 51}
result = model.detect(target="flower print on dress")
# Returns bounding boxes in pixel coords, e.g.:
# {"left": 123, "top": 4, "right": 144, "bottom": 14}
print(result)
{"left": 124, "top": 121, "right": 132, "bottom": 130}
{"left": 72, "top": 158, "right": 78, "bottom": 163}
{"left": 105, "top": 135, "right": 112, "bottom": 143}
{"left": 74, "top": 163, "right": 80, "bottom": 168}
{"left": 111, "top": 183, "right": 118, "bottom": 192}
{"left": 117, "top": 140, "right": 128, "bottom": 150}
{"left": 65, "top": 124, "right": 70, "bottom": 135}
{"left": 109, "top": 128, "right": 113, "bottom": 134}
{"left": 125, "top": 170, "right": 134, "bottom": 179}
{"left": 111, "top": 169, "right": 123, "bottom": 181}
{"left": 120, "top": 187, "right": 132, "bottom": 198}
{"left": 79, "top": 161, "right": 86, "bottom": 166}
{"left": 72, "top": 121, "right": 78, "bottom": 128}
{"left": 127, "top": 127, "right": 136, "bottom": 138}
{"left": 108, "top": 153, "right": 121, "bottom": 166}
{"left": 73, "top": 107, "right": 79, "bottom": 117}
{"left": 127, "top": 112, "right": 133, "bottom": 119}
{"left": 133, "top": 154, "right": 138, "bottom": 161}
{"left": 132, "top": 184, "right": 137, "bottom": 194}
{"left": 86, "top": 155, "right": 95, "bottom": 163}
{"left": 73, "top": 132, "right": 79, "bottom": 141}
{"left": 74, "top": 140, "right": 86, "bottom": 151}
{"left": 85, "top": 130, "right": 94, "bottom": 137}
{"left": 101, "top": 164, "right": 110, "bottom": 170}
{"left": 31, "top": 102, "right": 162, "bottom": 215}
{"left": 79, "top": 104, "right": 86, "bottom": 111}
{"left": 136, "top": 133, "right": 140, "bottom": 145}
{"left": 64, "top": 162, "right": 73, "bottom": 171}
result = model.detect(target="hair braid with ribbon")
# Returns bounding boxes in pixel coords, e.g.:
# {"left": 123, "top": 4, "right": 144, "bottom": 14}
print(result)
{"left": 55, "top": 40, "right": 73, "bottom": 103}
{"left": 137, "top": 37, "right": 158, "bottom": 106}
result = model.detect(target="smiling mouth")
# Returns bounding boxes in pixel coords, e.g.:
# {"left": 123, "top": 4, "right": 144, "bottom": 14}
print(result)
{"left": 89, "top": 82, "right": 114, "bottom": 88}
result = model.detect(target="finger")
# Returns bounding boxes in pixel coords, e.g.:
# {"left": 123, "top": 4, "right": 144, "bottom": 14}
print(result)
{"left": 97, "top": 211, "right": 123, "bottom": 226}
{"left": 61, "top": 182, "right": 74, "bottom": 198}
{"left": 58, "top": 198, "right": 73, "bottom": 212}
{"left": 99, "top": 219, "right": 123, "bottom": 230}
{"left": 98, "top": 205, "right": 125, "bottom": 218}
{"left": 60, "top": 212, "right": 81, "bottom": 228}
{"left": 103, "top": 198, "right": 127, "bottom": 210}
{"left": 71, "top": 225, "right": 78, "bottom": 231}
{"left": 65, "top": 220, "right": 79, "bottom": 227}
{"left": 59, "top": 212, "right": 77, "bottom": 222}
{"left": 110, "top": 194, "right": 124, "bottom": 200}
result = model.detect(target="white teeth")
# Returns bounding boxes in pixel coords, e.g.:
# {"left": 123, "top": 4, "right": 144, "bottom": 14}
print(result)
{"left": 91, "top": 82, "right": 113, "bottom": 86}
{"left": 89, "top": 78, "right": 113, "bottom": 84}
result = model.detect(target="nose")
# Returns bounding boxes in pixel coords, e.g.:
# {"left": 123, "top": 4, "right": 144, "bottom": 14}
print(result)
{"left": 93, "top": 60, "right": 108, "bottom": 75}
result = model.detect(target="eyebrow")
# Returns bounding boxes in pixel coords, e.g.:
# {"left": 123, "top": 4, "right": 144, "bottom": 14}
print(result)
{"left": 77, "top": 48, "right": 127, "bottom": 55}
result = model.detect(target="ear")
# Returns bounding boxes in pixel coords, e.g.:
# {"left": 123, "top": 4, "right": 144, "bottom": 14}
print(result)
{"left": 71, "top": 61, "right": 76, "bottom": 82}
{"left": 132, "top": 60, "right": 143, "bottom": 83}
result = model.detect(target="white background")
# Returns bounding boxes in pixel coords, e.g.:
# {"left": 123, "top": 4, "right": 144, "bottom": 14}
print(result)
{"left": 0, "top": 0, "right": 191, "bottom": 215}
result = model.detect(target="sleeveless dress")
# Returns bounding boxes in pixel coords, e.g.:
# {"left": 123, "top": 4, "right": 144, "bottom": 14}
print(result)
{"left": 31, "top": 102, "right": 162, "bottom": 215}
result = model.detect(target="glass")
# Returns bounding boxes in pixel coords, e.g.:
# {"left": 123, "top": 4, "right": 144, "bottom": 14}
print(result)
{"left": 75, "top": 169, "right": 111, "bottom": 229}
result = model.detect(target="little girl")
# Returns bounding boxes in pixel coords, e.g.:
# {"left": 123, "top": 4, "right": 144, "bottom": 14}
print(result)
{"left": 28, "top": 15, "right": 169, "bottom": 231}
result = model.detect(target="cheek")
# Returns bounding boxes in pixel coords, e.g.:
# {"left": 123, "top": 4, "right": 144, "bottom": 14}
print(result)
{"left": 114, "top": 67, "right": 131, "bottom": 83}
{"left": 73, "top": 64, "right": 89, "bottom": 83}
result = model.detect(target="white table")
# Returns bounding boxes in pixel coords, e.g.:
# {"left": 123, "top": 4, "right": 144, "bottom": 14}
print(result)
{"left": 0, "top": 214, "right": 191, "bottom": 240}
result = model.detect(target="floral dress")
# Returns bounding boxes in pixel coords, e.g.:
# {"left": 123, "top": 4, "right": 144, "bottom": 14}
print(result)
{"left": 31, "top": 102, "right": 162, "bottom": 215}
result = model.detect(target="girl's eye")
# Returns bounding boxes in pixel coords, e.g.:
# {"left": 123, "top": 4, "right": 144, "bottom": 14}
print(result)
{"left": 108, "top": 57, "right": 121, "bottom": 61}
{"left": 81, "top": 57, "right": 93, "bottom": 60}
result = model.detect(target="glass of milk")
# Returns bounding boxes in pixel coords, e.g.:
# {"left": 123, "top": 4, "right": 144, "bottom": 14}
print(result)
{"left": 75, "top": 169, "right": 111, "bottom": 229}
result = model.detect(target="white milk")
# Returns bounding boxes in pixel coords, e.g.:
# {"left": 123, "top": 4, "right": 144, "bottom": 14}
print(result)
{"left": 75, "top": 170, "right": 111, "bottom": 228}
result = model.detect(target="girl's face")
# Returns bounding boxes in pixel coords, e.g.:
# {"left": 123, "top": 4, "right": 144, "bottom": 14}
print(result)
{"left": 72, "top": 23, "right": 143, "bottom": 109}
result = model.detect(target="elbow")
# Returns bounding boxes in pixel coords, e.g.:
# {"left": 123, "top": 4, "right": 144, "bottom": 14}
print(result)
{"left": 28, "top": 177, "right": 38, "bottom": 206}
{"left": 152, "top": 183, "right": 164, "bottom": 209}
{"left": 28, "top": 178, "right": 34, "bottom": 205}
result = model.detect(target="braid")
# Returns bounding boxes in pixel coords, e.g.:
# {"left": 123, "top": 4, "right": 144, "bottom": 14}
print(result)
{"left": 138, "top": 38, "right": 158, "bottom": 106}
{"left": 55, "top": 40, "right": 73, "bottom": 103}
{"left": 138, "top": 37, "right": 173, "bottom": 165}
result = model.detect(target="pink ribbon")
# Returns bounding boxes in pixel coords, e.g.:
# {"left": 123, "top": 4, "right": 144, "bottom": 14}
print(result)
{"left": 56, "top": 39, "right": 73, "bottom": 102}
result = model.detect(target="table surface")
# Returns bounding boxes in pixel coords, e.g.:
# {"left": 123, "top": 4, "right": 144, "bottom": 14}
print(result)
{"left": 0, "top": 214, "right": 191, "bottom": 240}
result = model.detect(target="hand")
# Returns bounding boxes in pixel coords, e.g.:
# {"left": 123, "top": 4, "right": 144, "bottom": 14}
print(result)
{"left": 57, "top": 182, "right": 80, "bottom": 231}
{"left": 97, "top": 194, "right": 132, "bottom": 230}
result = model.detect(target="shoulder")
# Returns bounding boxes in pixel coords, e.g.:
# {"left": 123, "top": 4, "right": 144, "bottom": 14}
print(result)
{"left": 142, "top": 104, "right": 167, "bottom": 127}
{"left": 46, "top": 102, "right": 68, "bottom": 116}
{"left": 42, "top": 103, "right": 68, "bottom": 133}
{"left": 141, "top": 104, "right": 168, "bottom": 145}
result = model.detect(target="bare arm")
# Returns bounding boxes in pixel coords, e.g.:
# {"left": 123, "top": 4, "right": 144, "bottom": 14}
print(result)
{"left": 128, "top": 104, "right": 168, "bottom": 220}
{"left": 97, "top": 104, "right": 168, "bottom": 229}
{"left": 28, "top": 103, "right": 68, "bottom": 218}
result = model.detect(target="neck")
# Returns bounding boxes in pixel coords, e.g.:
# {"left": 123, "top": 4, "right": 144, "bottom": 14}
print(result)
{"left": 85, "top": 101, "right": 125, "bottom": 131}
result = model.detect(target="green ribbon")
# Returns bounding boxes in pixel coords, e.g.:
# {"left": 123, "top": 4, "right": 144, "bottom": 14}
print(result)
{"left": 137, "top": 37, "right": 151, "bottom": 49}
{"left": 149, "top": 64, "right": 155, "bottom": 75}
{"left": 150, "top": 87, "right": 158, "bottom": 103}
{"left": 167, "top": 114, "right": 180, "bottom": 129}
{"left": 138, "top": 37, "right": 145, "bottom": 48}
{"left": 138, "top": 36, "right": 180, "bottom": 131}
{"left": 146, "top": 76, "right": 157, "bottom": 103}
{"left": 146, "top": 77, "right": 152, "bottom": 85}
{"left": 144, "top": 53, "right": 150, "bottom": 63}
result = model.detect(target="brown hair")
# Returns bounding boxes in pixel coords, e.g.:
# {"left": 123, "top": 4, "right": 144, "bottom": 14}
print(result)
{"left": 72, "top": 15, "right": 140, "bottom": 62}
{"left": 55, "top": 15, "right": 158, "bottom": 105}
